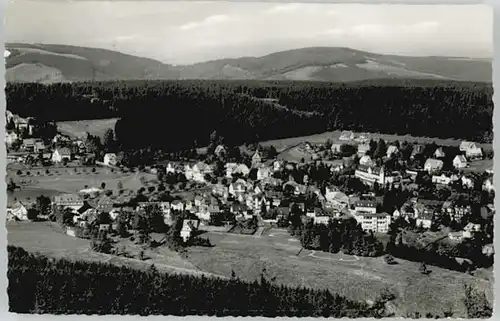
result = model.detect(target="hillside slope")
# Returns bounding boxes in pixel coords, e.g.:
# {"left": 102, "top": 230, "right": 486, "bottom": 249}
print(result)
{"left": 5, "top": 43, "right": 180, "bottom": 82}
{"left": 5, "top": 44, "right": 492, "bottom": 83}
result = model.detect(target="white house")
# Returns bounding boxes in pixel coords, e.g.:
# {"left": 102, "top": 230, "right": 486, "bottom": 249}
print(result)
{"left": 386, "top": 145, "right": 399, "bottom": 158}
{"left": 460, "top": 141, "right": 483, "bottom": 159}
{"left": 272, "top": 160, "right": 283, "bottom": 172}
{"left": 52, "top": 147, "right": 72, "bottom": 163}
{"left": 325, "top": 187, "right": 349, "bottom": 208}
{"left": 424, "top": 158, "right": 443, "bottom": 173}
{"left": 331, "top": 143, "right": 342, "bottom": 154}
{"left": 186, "top": 162, "right": 213, "bottom": 183}
{"left": 483, "top": 178, "right": 494, "bottom": 193}
{"left": 180, "top": 219, "right": 200, "bottom": 242}
{"left": 453, "top": 155, "right": 468, "bottom": 169}
{"left": 461, "top": 176, "right": 474, "bottom": 189}
{"left": 214, "top": 145, "right": 226, "bottom": 157}
{"left": 166, "top": 163, "right": 177, "bottom": 174}
{"left": 359, "top": 155, "right": 374, "bottom": 166}
{"left": 6, "top": 201, "right": 29, "bottom": 221}
{"left": 357, "top": 143, "right": 370, "bottom": 157}
{"left": 339, "top": 131, "right": 355, "bottom": 141}
{"left": 225, "top": 163, "right": 238, "bottom": 178}
{"left": 171, "top": 200, "right": 184, "bottom": 212}
{"left": 257, "top": 166, "right": 272, "bottom": 181}
{"left": 434, "top": 147, "right": 446, "bottom": 158}
{"left": 103, "top": 153, "right": 117, "bottom": 166}
{"left": 432, "top": 174, "right": 452, "bottom": 185}
{"left": 229, "top": 181, "right": 247, "bottom": 196}
{"left": 5, "top": 131, "right": 18, "bottom": 147}
{"left": 252, "top": 150, "right": 262, "bottom": 166}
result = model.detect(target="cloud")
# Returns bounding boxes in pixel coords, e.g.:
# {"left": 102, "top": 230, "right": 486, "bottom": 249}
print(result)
{"left": 114, "top": 35, "right": 138, "bottom": 42}
{"left": 351, "top": 24, "right": 387, "bottom": 36}
{"left": 409, "top": 21, "right": 440, "bottom": 31}
{"left": 320, "top": 28, "right": 347, "bottom": 37}
{"left": 179, "top": 22, "right": 200, "bottom": 31}
{"left": 179, "top": 14, "right": 233, "bottom": 31}
{"left": 312, "top": 20, "right": 441, "bottom": 43}
{"left": 263, "top": 3, "right": 302, "bottom": 14}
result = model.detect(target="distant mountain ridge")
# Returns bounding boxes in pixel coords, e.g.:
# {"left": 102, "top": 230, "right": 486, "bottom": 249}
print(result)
{"left": 5, "top": 43, "right": 492, "bottom": 83}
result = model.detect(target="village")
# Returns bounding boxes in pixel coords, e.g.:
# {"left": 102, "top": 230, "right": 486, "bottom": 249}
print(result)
{"left": 5, "top": 110, "right": 495, "bottom": 272}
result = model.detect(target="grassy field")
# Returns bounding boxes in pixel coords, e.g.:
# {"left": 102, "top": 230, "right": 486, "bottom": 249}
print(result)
{"left": 464, "top": 159, "right": 494, "bottom": 173}
{"left": 6, "top": 221, "right": 223, "bottom": 278}
{"left": 56, "top": 118, "right": 119, "bottom": 139}
{"left": 185, "top": 228, "right": 493, "bottom": 318}
{"left": 7, "top": 222, "right": 493, "bottom": 317}
{"left": 7, "top": 165, "right": 157, "bottom": 202}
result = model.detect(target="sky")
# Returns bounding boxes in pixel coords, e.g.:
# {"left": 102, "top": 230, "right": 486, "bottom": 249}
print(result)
{"left": 5, "top": 1, "right": 493, "bottom": 65}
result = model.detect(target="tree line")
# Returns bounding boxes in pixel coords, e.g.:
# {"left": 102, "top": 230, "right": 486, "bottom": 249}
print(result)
{"left": 6, "top": 79, "right": 493, "bottom": 155}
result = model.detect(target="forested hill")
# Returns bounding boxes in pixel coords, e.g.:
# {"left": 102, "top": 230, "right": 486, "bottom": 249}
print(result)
{"left": 6, "top": 79, "right": 493, "bottom": 152}
{"left": 6, "top": 44, "right": 492, "bottom": 83}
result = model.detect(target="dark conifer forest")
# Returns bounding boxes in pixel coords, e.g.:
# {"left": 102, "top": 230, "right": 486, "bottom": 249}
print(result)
{"left": 6, "top": 79, "right": 493, "bottom": 153}
{"left": 7, "top": 246, "right": 390, "bottom": 317}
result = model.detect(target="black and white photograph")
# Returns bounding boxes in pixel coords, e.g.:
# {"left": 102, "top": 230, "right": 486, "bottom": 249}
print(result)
{"left": 4, "top": 1, "right": 495, "bottom": 318}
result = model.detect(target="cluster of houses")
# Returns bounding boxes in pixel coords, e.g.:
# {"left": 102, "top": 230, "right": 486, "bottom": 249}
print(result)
{"left": 328, "top": 131, "right": 494, "bottom": 193}
{"left": 7, "top": 124, "right": 495, "bottom": 246}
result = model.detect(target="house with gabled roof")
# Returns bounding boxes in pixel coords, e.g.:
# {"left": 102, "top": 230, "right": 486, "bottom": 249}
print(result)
{"left": 483, "top": 177, "right": 494, "bottom": 193}
{"left": 104, "top": 153, "right": 117, "bottom": 166}
{"left": 434, "top": 147, "right": 446, "bottom": 158}
{"left": 225, "top": 163, "right": 238, "bottom": 178}
{"left": 339, "top": 131, "right": 355, "bottom": 141}
{"left": 52, "top": 147, "right": 72, "bottom": 163}
{"left": 171, "top": 200, "right": 184, "bottom": 212}
{"left": 6, "top": 201, "right": 30, "bottom": 221}
{"left": 5, "top": 131, "right": 18, "bottom": 147}
{"left": 257, "top": 166, "right": 272, "bottom": 181}
{"left": 180, "top": 219, "right": 200, "bottom": 242}
{"left": 386, "top": 145, "right": 399, "bottom": 158}
{"left": 411, "top": 144, "right": 425, "bottom": 159}
{"left": 331, "top": 143, "right": 342, "bottom": 154}
{"left": 359, "top": 155, "right": 374, "bottom": 166}
{"left": 252, "top": 150, "right": 262, "bottom": 166}
{"left": 460, "top": 141, "right": 483, "bottom": 159}
{"left": 453, "top": 155, "right": 468, "bottom": 169}
{"left": 424, "top": 158, "right": 443, "bottom": 173}
{"left": 214, "top": 145, "right": 226, "bottom": 157}
{"left": 356, "top": 143, "right": 370, "bottom": 157}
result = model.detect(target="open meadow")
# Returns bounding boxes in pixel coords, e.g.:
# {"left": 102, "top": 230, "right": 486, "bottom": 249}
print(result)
{"left": 6, "top": 221, "right": 493, "bottom": 317}
{"left": 6, "top": 221, "right": 222, "bottom": 278}
{"left": 185, "top": 228, "right": 493, "bottom": 318}
{"left": 7, "top": 165, "right": 157, "bottom": 202}
{"left": 56, "top": 118, "right": 119, "bottom": 139}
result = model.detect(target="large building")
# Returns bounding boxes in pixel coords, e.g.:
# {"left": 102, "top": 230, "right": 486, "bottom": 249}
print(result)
{"left": 354, "top": 165, "right": 399, "bottom": 186}
{"left": 354, "top": 212, "right": 392, "bottom": 233}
